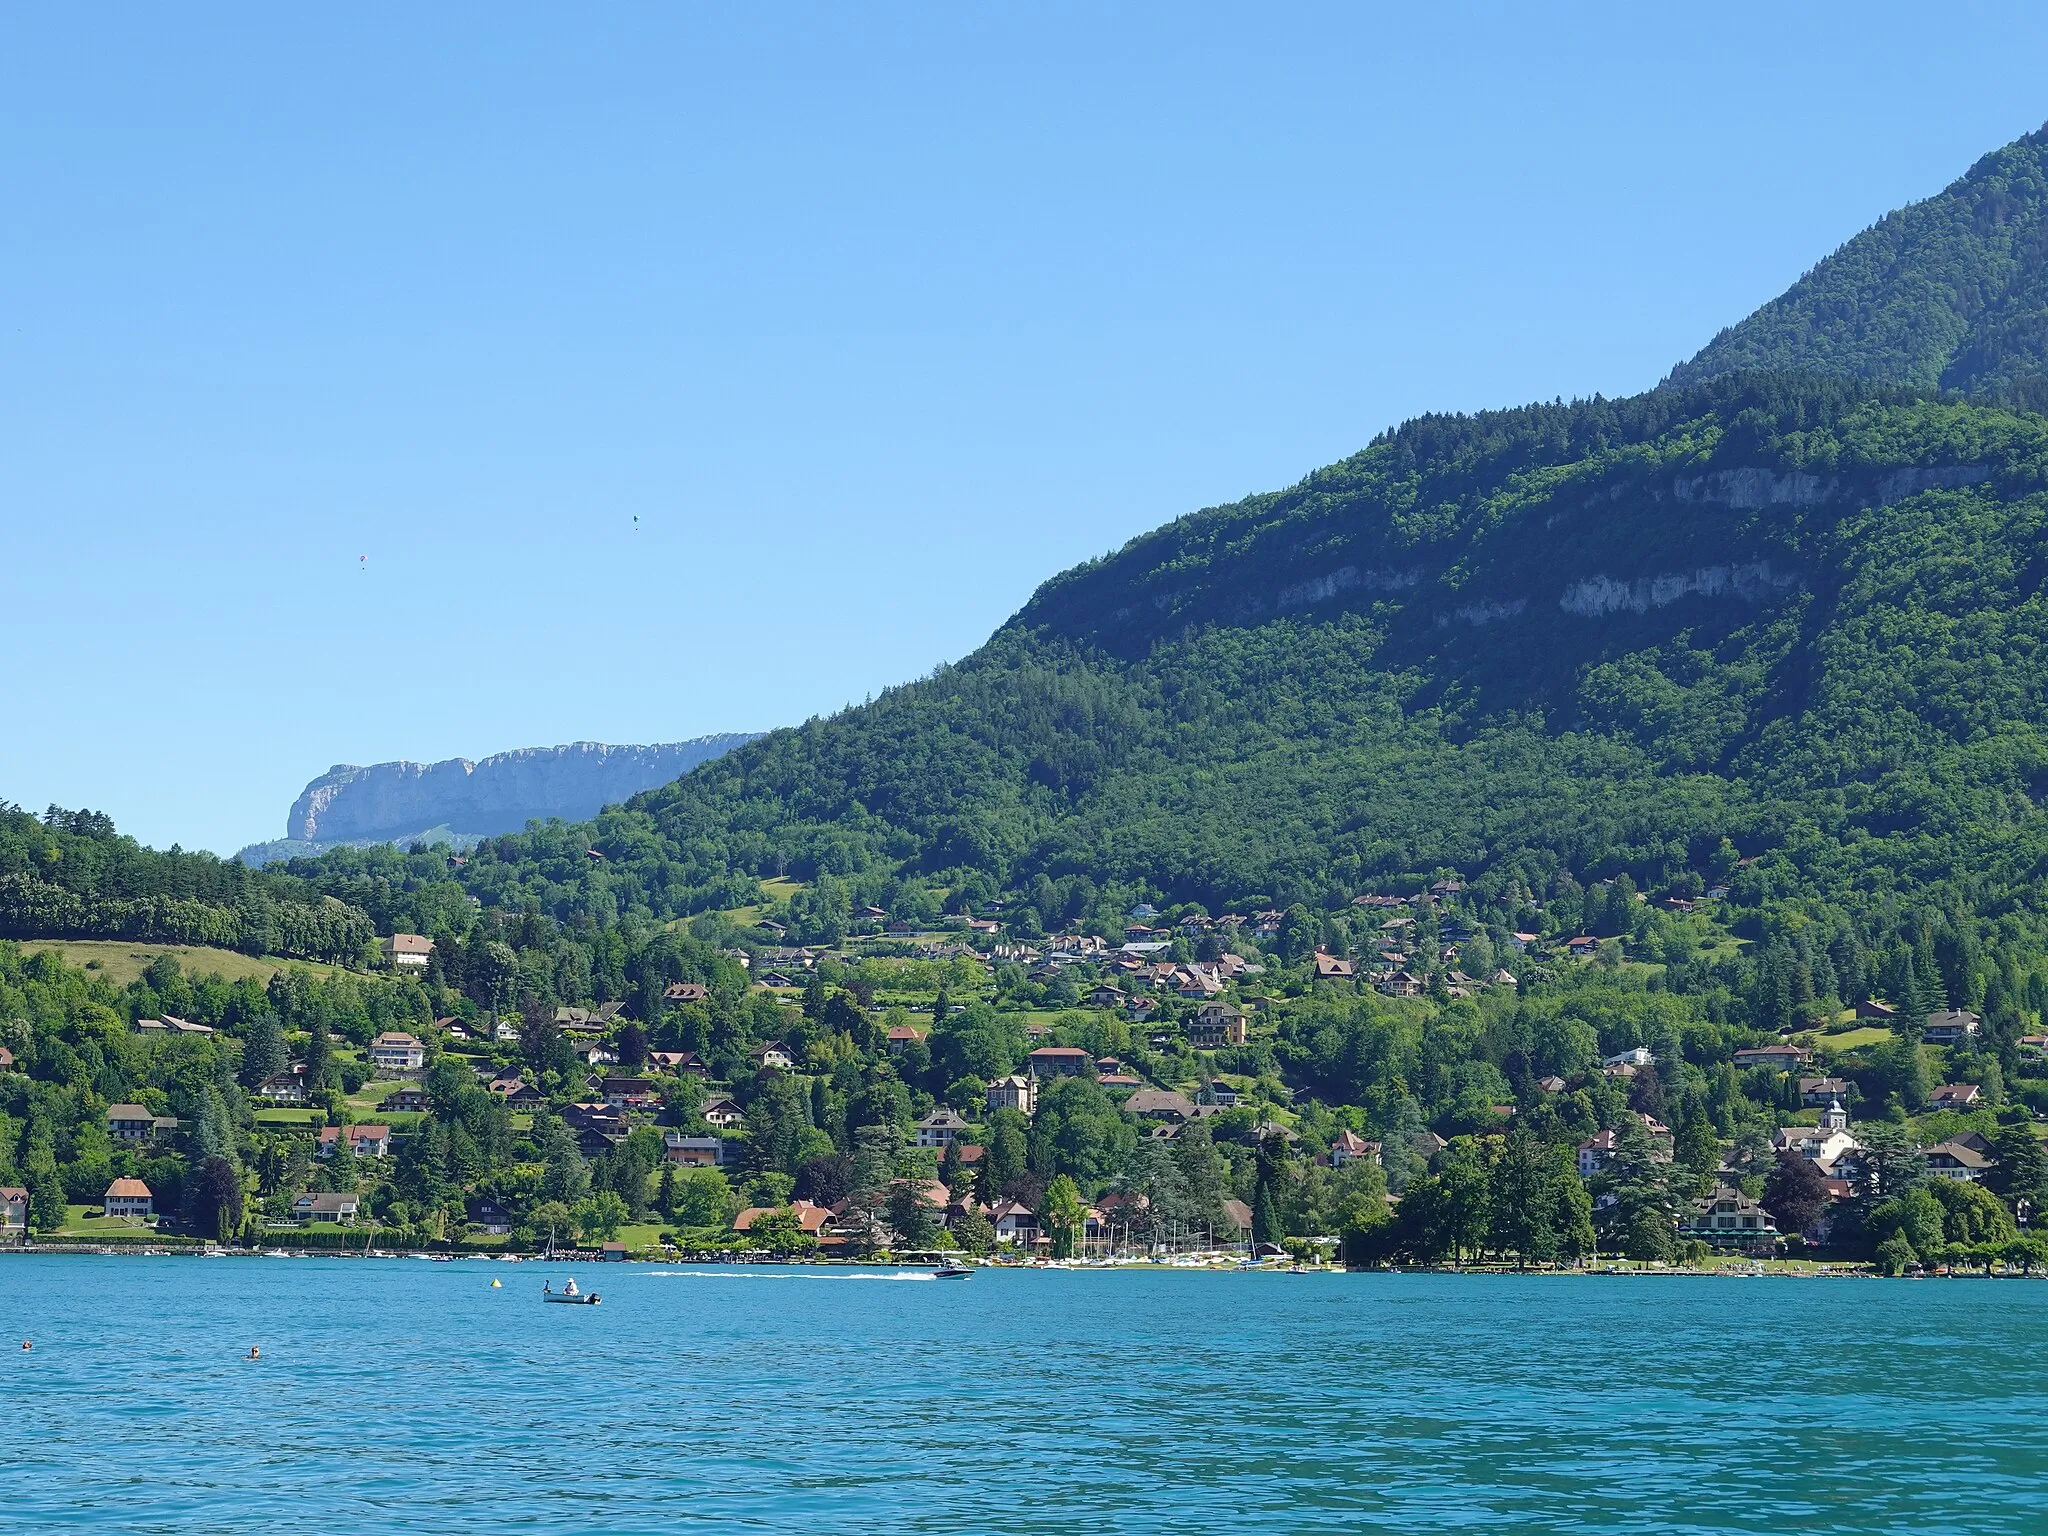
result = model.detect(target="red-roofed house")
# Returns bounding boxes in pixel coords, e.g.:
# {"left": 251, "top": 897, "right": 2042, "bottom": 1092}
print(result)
{"left": 733, "top": 1200, "right": 835, "bottom": 1236}
{"left": 104, "top": 1178, "right": 153, "bottom": 1220}
{"left": 1331, "top": 1129, "right": 1380, "bottom": 1168}
{"left": 318, "top": 1125, "right": 392, "bottom": 1158}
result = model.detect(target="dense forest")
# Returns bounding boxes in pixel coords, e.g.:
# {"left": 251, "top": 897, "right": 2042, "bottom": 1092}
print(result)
{"left": 0, "top": 804, "right": 372, "bottom": 962}
{"left": 1671, "top": 123, "right": 2048, "bottom": 400}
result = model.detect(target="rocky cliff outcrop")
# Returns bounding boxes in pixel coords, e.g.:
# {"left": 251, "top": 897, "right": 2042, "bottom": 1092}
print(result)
{"left": 280, "top": 737, "right": 757, "bottom": 846}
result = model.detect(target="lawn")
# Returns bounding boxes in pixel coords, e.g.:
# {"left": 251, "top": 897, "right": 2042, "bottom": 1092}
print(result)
{"left": 253, "top": 1108, "right": 324, "bottom": 1127}
{"left": 56, "top": 1204, "right": 164, "bottom": 1240}
{"left": 609, "top": 1221, "right": 672, "bottom": 1253}
{"left": 15, "top": 939, "right": 341, "bottom": 988}
{"left": 1817, "top": 1027, "right": 1892, "bottom": 1054}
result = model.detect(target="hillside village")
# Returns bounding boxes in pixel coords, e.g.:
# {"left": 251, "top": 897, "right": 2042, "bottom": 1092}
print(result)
{"left": 4, "top": 853, "right": 2046, "bottom": 1277}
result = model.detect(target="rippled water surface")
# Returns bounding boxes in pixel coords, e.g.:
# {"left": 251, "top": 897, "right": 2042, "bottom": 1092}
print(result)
{"left": 5, "top": 1256, "right": 2046, "bottom": 1533}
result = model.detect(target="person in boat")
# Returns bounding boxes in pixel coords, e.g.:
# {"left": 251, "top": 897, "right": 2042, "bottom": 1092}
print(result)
{"left": 562, "top": 1277, "right": 580, "bottom": 1297}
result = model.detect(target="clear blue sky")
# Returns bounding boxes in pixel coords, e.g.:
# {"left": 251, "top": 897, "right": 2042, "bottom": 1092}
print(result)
{"left": 6, "top": 4, "right": 2048, "bottom": 856}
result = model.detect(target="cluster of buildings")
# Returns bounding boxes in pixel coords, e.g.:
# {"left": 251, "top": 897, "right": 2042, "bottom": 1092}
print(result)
{"left": 1569, "top": 1013, "right": 2007, "bottom": 1255}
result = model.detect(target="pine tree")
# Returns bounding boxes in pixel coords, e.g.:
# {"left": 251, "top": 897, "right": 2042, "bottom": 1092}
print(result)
{"left": 1252, "top": 1179, "right": 1282, "bottom": 1245}
{"left": 238, "top": 1013, "right": 289, "bottom": 1089}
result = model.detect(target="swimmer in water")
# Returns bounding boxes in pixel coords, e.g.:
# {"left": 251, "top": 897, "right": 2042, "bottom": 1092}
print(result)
{"left": 247, "top": 1346, "right": 260, "bottom": 1360}
{"left": 20, "top": 1340, "right": 28, "bottom": 1352}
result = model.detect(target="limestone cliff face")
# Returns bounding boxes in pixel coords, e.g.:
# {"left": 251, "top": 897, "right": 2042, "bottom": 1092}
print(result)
{"left": 283, "top": 737, "right": 758, "bottom": 844}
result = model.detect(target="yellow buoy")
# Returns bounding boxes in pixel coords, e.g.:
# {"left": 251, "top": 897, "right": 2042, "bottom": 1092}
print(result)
{"left": 490, "top": 1278, "right": 501, "bottom": 1287}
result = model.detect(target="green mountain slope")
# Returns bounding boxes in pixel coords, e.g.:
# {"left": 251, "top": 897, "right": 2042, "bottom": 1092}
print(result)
{"left": 1671, "top": 125, "right": 2048, "bottom": 398}
{"left": 311, "top": 375, "right": 2048, "bottom": 931}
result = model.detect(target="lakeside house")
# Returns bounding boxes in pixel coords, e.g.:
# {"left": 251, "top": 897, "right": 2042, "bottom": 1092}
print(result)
{"left": 292, "top": 1192, "right": 361, "bottom": 1225}
{"left": 732, "top": 1201, "right": 834, "bottom": 1237}
{"left": 1798, "top": 1076, "right": 1850, "bottom": 1108}
{"left": 382, "top": 934, "right": 433, "bottom": 971}
{"left": 1330, "top": 1129, "right": 1379, "bottom": 1168}
{"left": 1683, "top": 1189, "right": 1780, "bottom": 1251}
{"left": 700, "top": 1098, "right": 746, "bottom": 1130}
{"left": 987, "top": 1075, "right": 1035, "bottom": 1116}
{"left": 369, "top": 1032, "right": 426, "bottom": 1073}
{"left": 256, "top": 1065, "right": 308, "bottom": 1103}
{"left": 1923, "top": 1141, "right": 1996, "bottom": 1181}
{"left": 1732, "top": 1044, "right": 1808, "bottom": 1072}
{"left": 134, "top": 1015, "right": 214, "bottom": 1037}
{"left": 1923, "top": 1011, "right": 1982, "bottom": 1046}
{"left": 0, "top": 1186, "right": 26, "bottom": 1241}
{"left": 105, "top": 1104, "right": 157, "bottom": 1144}
{"left": 317, "top": 1125, "right": 392, "bottom": 1158}
{"left": 988, "top": 1200, "right": 1039, "bottom": 1243}
{"left": 1313, "top": 952, "right": 1356, "bottom": 981}
{"left": 1125, "top": 1089, "right": 1196, "bottom": 1124}
{"left": 103, "top": 1178, "right": 153, "bottom": 1220}
{"left": 1774, "top": 1115, "right": 1858, "bottom": 1171}
{"left": 1577, "top": 1130, "right": 1617, "bottom": 1178}
{"left": 886, "top": 1023, "right": 929, "bottom": 1054}
{"left": 1186, "top": 1002, "right": 1248, "bottom": 1049}
{"left": 1027, "top": 1047, "right": 1091, "bottom": 1080}
{"left": 486, "top": 1073, "right": 543, "bottom": 1106}
{"left": 663, "top": 1133, "right": 738, "bottom": 1168}
{"left": 915, "top": 1109, "right": 969, "bottom": 1148}
{"left": 1927, "top": 1083, "right": 1983, "bottom": 1112}
{"left": 600, "top": 1077, "right": 661, "bottom": 1110}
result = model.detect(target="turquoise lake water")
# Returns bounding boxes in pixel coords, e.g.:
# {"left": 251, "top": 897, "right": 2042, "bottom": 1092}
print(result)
{"left": 4, "top": 1257, "right": 2045, "bottom": 1533}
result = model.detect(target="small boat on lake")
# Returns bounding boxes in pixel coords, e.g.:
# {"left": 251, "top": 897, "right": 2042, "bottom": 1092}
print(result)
{"left": 933, "top": 1260, "right": 973, "bottom": 1280}
{"left": 542, "top": 1278, "right": 601, "bottom": 1305}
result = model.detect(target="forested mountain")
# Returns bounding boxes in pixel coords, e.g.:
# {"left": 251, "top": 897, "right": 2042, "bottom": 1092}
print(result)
{"left": 1671, "top": 124, "right": 2048, "bottom": 399}
{"left": 326, "top": 375, "right": 2048, "bottom": 942}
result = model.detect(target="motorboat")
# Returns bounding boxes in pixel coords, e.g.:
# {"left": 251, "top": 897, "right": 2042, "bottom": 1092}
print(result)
{"left": 542, "top": 1278, "right": 601, "bottom": 1304}
{"left": 932, "top": 1260, "right": 973, "bottom": 1279}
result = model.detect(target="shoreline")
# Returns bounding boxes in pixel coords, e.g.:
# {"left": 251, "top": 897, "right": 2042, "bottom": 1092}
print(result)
{"left": 8, "top": 1244, "right": 2023, "bottom": 1279}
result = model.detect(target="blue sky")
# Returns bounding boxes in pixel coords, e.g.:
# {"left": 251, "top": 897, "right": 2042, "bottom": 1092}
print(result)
{"left": 6, "top": 4, "right": 2048, "bottom": 855}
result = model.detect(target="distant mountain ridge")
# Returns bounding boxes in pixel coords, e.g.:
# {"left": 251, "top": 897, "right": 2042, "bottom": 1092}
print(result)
{"left": 1671, "top": 123, "right": 2048, "bottom": 398}
{"left": 236, "top": 736, "right": 757, "bottom": 865}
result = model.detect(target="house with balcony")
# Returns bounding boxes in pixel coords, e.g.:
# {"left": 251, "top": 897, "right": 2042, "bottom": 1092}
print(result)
{"left": 369, "top": 1032, "right": 426, "bottom": 1073}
